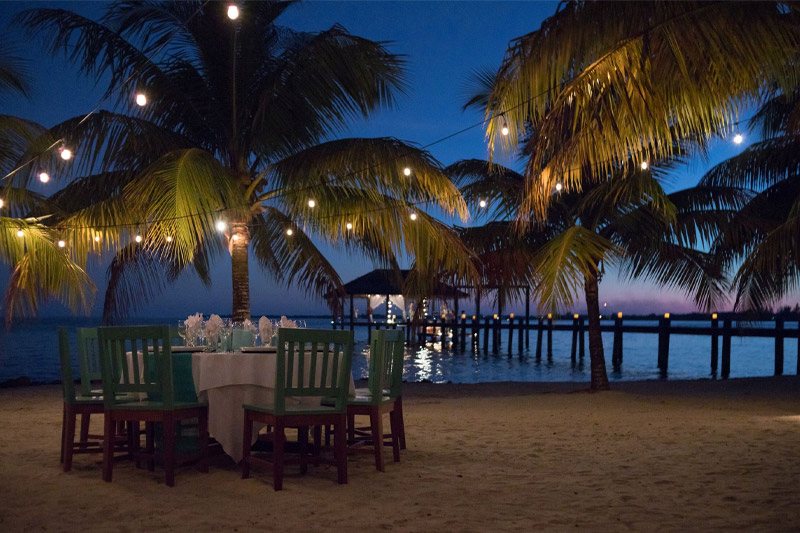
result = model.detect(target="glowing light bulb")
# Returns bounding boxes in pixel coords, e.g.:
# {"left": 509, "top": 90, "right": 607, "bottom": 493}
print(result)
{"left": 94, "top": 235, "right": 101, "bottom": 242}
{"left": 135, "top": 93, "right": 147, "bottom": 106}
{"left": 232, "top": 234, "right": 239, "bottom": 241}
{"left": 403, "top": 167, "right": 412, "bottom": 176}
{"left": 60, "top": 148, "right": 72, "bottom": 161}
{"left": 0, "top": 198, "right": 4, "bottom": 209}
{"left": 409, "top": 213, "right": 418, "bottom": 221}
{"left": 286, "top": 228, "right": 293, "bottom": 236}
{"left": 57, "top": 240, "right": 66, "bottom": 248}
{"left": 555, "top": 183, "right": 563, "bottom": 192}
{"left": 733, "top": 133, "right": 744, "bottom": 145}
{"left": 346, "top": 222, "right": 353, "bottom": 230}
{"left": 307, "top": 199, "right": 316, "bottom": 208}
{"left": 16, "top": 229, "right": 24, "bottom": 237}
{"left": 501, "top": 125, "right": 509, "bottom": 136}
{"left": 227, "top": 4, "right": 239, "bottom": 19}
{"left": 135, "top": 235, "right": 142, "bottom": 243}
{"left": 215, "top": 220, "right": 227, "bottom": 232}
{"left": 478, "top": 199, "right": 487, "bottom": 208}
{"left": 38, "top": 172, "right": 49, "bottom": 183}
{"left": 166, "top": 235, "right": 173, "bottom": 242}
{"left": 640, "top": 161, "right": 648, "bottom": 170}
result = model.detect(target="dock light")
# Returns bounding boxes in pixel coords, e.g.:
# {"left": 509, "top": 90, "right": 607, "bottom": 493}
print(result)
{"left": 574, "top": 314, "right": 579, "bottom": 319}
{"left": 215, "top": 220, "right": 227, "bottom": 232}
{"left": 493, "top": 314, "right": 498, "bottom": 320}
{"left": 410, "top": 213, "right": 418, "bottom": 221}
{"left": 57, "top": 240, "right": 65, "bottom": 248}
{"left": 135, "top": 93, "right": 147, "bottom": 106}
{"left": 403, "top": 167, "right": 412, "bottom": 176}
{"left": 555, "top": 183, "right": 563, "bottom": 192}
{"left": 733, "top": 133, "right": 744, "bottom": 145}
{"left": 346, "top": 222, "right": 353, "bottom": 230}
{"left": 94, "top": 235, "right": 101, "bottom": 242}
{"left": 165, "top": 235, "right": 172, "bottom": 243}
{"left": 617, "top": 312, "right": 622, "bottom": 318}
{"left": 38, "top": 172, "right": 49, "bottom": 183}
{"left": 227, "top": 4, "right": 239, "bottom": 19}
{"left": 60, "top": 147, "right": 72, "bottom": 160}
{"left": 134, "top": 235, "right": 142, "bottom": 243}
{"left": 599, "top": 314, "right": 603, "bottom": 319}
{"left": 664, "top": 313, "right": 670, "bottom": 319}
{"left": 16, "top": 229, "right": 23, "bottom": 237}
{"left": 461, "top": 313, "right": 466, "bottom": 319}
{"left": 603, "top": 302, "right": 607, "bottom": 307}
{"left": 307, "top": 199, "right": 315, "bottom": 208}
{"left": 510, "top": 313, "right": 514, "bottom": 319}
{"left": 640, "top": 161, "right": 648, "bottom": 170}
{"left": 286, "top": 228, "right": 293, "bottom": 236}
{"left": 479, "top": 199, "right": 487, "bottom": 208}
{"left": 472, "top": 315, "right": 476, "bottom": 320}
{"left": 712, "top": 313, "right": 718, "bottom": 320}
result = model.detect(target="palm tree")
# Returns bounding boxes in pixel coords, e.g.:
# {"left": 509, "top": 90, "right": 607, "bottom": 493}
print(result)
{"left": 482, "top": 1, "right": 800, "bottom": 219}
{"left": 15, "top": 1, "right": 475, "bottom": 323}
{"left": 449, "top": 159, "right": 740, "bottom": 390}
{"left": 700, "top": 89, "right": 800, "bottom": 311}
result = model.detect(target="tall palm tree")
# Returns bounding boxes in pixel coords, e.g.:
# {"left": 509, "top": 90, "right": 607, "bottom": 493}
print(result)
{"left": 0, "top": 42, "right": 96, "bottom": 325}
{"left": 449, "top": 159, "right": 740, "bottom": 390}
{"left": 15, "top": 1, "right": 475, "bottom": 322}
{"left": 701, "top": 89, "right": 800, "bottom": 311}
{"left": 483, "top": 1, "right": 800, "bottom": 220}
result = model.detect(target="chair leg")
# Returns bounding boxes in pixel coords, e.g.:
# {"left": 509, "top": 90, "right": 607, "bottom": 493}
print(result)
{"left": 63, "top": 404, "right": 76, "bottom": 472}
{"left": 389, "top": 408, "right": 401, "bottom": 462}
{"left": 396, "top": 396, "right": 406, "bottom": 450}
{"left": 163, "top": 414, "right": 176, "bottom": 487}
{"left": 145, "top": 422, "right": 155, "bottom": 471}
{"left": 347, "top": 412, "right": 355, "bottom": 444}
{"left": 79, "top": 412, "right": 91, "bottom": 449}
{"left": 102, "top": 412, "right": 114, "bottom": 483}
{"left": 273, "top": 420, "right": 285, "bottom": 491}
{"left": 129, "top": 421, "right": 141, "bottom": 469}
{"left": 198, "top": 411, "right": 209, "bottom": 473}
{"left": 241, "top": 411, "right": 253, "bottom": 479}
{"left": 299, "top": 426, "right": 308, "bottom": 475}
{"left": 370, "top": 409, "right": 385, "bottom": 472}
{"left": 312, "top": 425, "right": 322, "bottom": 456}
{"left": 60, "top": 404, "right": 67, "bottom": 464}
{"left": 334, "top": 414, "right": 348, "bottom": 485}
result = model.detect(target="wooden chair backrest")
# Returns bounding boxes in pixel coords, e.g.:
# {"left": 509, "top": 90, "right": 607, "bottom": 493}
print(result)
{"left": 58, "top": 327, "right": 77, "bottom": 404}
{"left": 76, "top": 327, "right": 102, "bottom": 397}
{"left": 368, "top": 329, "right": 405, "bottom": 403}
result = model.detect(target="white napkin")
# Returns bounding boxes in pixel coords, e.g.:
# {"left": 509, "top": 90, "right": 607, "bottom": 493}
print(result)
{"left": 206, "top": 314, "right": 223, "bottom": 340}
{"left": 279, "top": 315, "right": 298, "bottom": 329}
{"left": 185, "top": 312, "right": 204, "bottom": 340}
{"left": 242, "top": 318, "right": 256, "bottom": 331}
{"left": 258, "top": 316, "right": 273, "bottom": 345}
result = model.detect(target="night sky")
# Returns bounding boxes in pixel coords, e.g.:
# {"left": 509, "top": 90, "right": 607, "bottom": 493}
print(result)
{"left": 0, "top": 1, "right": 781, "bottom": 318}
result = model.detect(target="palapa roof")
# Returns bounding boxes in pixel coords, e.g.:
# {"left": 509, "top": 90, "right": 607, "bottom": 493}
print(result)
{"left": 340, "top": 269, "right": 468, "bottom": 298}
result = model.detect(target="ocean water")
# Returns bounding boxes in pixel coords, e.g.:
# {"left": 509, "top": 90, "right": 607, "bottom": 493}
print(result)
{"left": 0, "top": 317, "right": 797, "bottom": 385}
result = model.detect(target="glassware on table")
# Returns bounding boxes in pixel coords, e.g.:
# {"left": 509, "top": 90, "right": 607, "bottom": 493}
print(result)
{"left": 177, "top": 322, "right": 187, "bottom": 346}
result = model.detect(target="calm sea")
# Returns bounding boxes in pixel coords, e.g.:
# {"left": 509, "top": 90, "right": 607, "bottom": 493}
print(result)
{"left": 1, "top": 316, "right": 797, "bottom": 385}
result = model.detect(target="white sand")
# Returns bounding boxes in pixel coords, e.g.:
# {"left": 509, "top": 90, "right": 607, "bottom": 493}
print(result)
{"left": 1, "top": 377, "right": 799, "bottom": 532}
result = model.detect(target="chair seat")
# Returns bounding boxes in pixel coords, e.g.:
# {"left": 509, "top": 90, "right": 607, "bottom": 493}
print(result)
{"left": 109, "top": 399, "right": 207, "bottom": 411}
{"left": 243, "top": 402, "right": 342, "bottom": 416}
{"left": 354, "top": 387, "right": 390, "bottom": 396}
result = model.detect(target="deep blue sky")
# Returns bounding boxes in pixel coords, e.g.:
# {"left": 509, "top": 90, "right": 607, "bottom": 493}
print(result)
{"left": 0, "top": 1, "right": 779, "bottom": 318}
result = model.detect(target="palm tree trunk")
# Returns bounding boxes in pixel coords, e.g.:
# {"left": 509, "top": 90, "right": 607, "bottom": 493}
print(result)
{"left": 583, "top": 267, "right": 610, "bottom": 391}
{"left": 231, "top": 223, "right": 250, "bottom": 322}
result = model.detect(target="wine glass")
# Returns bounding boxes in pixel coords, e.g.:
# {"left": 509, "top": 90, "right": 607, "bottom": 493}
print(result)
{"left": 177, "top": 321, "right": 187, "bottom": 346}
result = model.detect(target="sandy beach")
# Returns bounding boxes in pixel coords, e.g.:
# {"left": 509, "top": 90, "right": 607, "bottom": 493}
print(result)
{"left": 1, "top": 377, "right": 799, "bottom": 532}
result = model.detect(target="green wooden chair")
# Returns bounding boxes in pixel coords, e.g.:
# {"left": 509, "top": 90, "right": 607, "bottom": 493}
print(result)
{"left": 59, "top": 327, "right": 128, "bottom": 472}
{"left": 241, "top": 328, "right": 353, "bottom": 491}
{"left": 98, "top": 325, "right": 209, "bottom": 487}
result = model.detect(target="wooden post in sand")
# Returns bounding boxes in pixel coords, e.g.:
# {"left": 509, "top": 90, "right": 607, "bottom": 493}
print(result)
{"left": 710, "top": 314, "right": 719, "bottom": 376}
{"left": 612, "top": 312, "right": 623, "bottom": 370}
{"left": 774, "top": 318, "right": 785, "bottom": 376}
{"left": 721, "top": 318, "right": 732, "bottom": 378}
{"left": 657, "top": 313, "right": 671, "bottom": 375}
{"left": 535, "top": 317, "right": 544, "bottom": 360}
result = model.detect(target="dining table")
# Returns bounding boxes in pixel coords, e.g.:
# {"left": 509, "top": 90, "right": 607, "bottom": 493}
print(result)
{"left": 186, "top": 347, "right": 356, "bottom": 463}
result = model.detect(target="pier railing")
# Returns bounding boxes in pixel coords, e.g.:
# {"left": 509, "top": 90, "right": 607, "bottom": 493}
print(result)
{"left": 332, "top": 315, "right": 800, "bottom": 379}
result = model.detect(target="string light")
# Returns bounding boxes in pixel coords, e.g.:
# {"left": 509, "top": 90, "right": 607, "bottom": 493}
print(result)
{"left": 215, "top": 220, "right": 227, "bottom": 232}
{"left": 478, "top": 199, "right": 487, "bottom": 208}
{"left": 134, "top": 235, "right": 142, "bottom": 243}
{"left": 346, "top": 222, "right": 353, "bottom": 230}
{"left": 640, "top": 161, "right": 648, "bottom": 170}
{"left": 403, "top": 167, "right": 412, "bottom": 176}
{"left": 227, "top": 4, "right": 239, "bottom": 19}
{"left": 94, "top": 235, "right": 101, "bottom": 242}
{"left": 733, "top": 133, "right": 744, "bottom": 144}
{"left": 307, "top": 199, "right": 316, "bottom": 208}
{"left": 38, "top": 172, "right": 50, "bottom": 183}
{"left": 59, "top": 147, "right": 72, "bottom": 161}
{"left": 409, "top": 213, "right": 418, "bottom": 221}
{"left": 58, "top": 240, "right": 66, "bottom": 248}
{"left": 165, "top": 235, "right": 173, "bottom": 242}
{"left": 16, "top": 229, "right": 23, "bottom": 237}
{"left": 555, "top": 183, "right": 563, "bottom": 192}
{"left": 0, "top": 198, "right": 4, "bottom": 209}
{"left": 135, "top": 93, "right": 147, "bottom": 106}
{"left": 500, "top": 114, "right": 509, "bottom": 136}
{"left": 232, "top": 234, "right": 239, "bottom": 241}
{"left": 286, "top": 228, "right": 293, "bottom": 236}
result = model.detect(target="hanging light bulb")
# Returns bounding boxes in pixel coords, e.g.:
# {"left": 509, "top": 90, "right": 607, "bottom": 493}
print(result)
{"left": 165, "top": 235, "right": 173, "bottom": 243}
{"left": 307, "top": 199, "right": 316, "bottom": 208}
{"left": 60, "top": 147, "right": 72, "bottom": 160}
{"left": 135, "top": 93, "right": 147, "bottom": 106}
{"left": 94, "top": 235, "right": 101, "bottom": 242}
{"left": 403, "top": 167, "right": 412, "bottom": 176}
{"left": 0, "top": 198, "right": 4, "bottom": 209}
{"left": 640, "top": 161, "right": 648, "bottom": 170}
{"left": 135, "top": 235, "right": 142, "bottom": 243}
{"left": 555, "top": 183, "right": 563, "bottom": 192}
{"left": 57, "top": 240, "right": 66, "bottom": 248}
{"left": 215, "top": 220, "right": 227, "bottom": 232}
{"left": 16, "top": 229, "right": 23, "bottom": 237}
{"left": 286, "top": 228, "right": 294, "bottom": 236}
{"left": 478, "top": 199, "right": 487, "bottom": 208}
{"left": 409, "top": 212, "right": 418, "bottom": 221}
{"left": 38, "top": 172, "right": 50, "bottom": 183}
{"left": 227, "top": 4, "right": 239, "bottom": 19}
{"left": 500, "top": 114, "right": 509, "bottom": 136}
{"left": 733, "top": 133, "right": 744, "bottom": 145}
{"left": 346, "top": 222, "right": 353, "bottom": 230}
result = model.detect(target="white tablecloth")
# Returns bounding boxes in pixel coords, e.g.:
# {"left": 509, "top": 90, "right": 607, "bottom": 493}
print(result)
{"left": 191, "top": 351, "right": 355, "bottom": 463}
